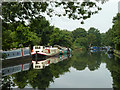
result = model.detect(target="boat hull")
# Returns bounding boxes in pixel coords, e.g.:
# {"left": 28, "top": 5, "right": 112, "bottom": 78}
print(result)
{"left": 31, "top": 51, "right": 60, "bottom": 60}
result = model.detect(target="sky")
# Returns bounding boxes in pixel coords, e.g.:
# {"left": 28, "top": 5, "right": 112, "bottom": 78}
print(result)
{"left": 45, "top": 0, "right": 119, "bottom": 33}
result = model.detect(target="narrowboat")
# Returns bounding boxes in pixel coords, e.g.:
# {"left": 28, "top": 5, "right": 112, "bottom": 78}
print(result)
{"left": 54, "top": 45, "right": 71, "bottom": 54}
{"left": 1, "top": 47, "right": 31, "bottom": 60}
{"left": 31, "top": 46, "right": 60, "bottom": 58}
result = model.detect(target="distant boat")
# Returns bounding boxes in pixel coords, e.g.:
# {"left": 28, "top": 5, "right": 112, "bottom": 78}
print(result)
{"left": 90, "top": 46, "right": 100, "bottom": 50}
{"left": 31, "top": 46, "right": 60, "bottom": 58}
{"left": 54, "top": 45, "right": 71, "bottom": 55}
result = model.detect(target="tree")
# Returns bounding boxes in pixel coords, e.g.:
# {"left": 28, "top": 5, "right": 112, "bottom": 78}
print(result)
{"left": 29, "top": 16, "right": 54, "bottom": 45}
{"left": 112, "top": 13, "right": 120, "bottom": 50}
{"left": 72, "top": 28, "right": 87, "bottom": 42}
{"left": 104, "top": 28, "right": 114, "bottom": 47}
{"left": 2, "top": 1, "right": 103, "bottom": 24}
{"left": 74, "top": 37, "right": 88, "bottom": 48}
{"left": 87, "top": 27, "right": 101, "bottom": 46}
{"left": 50, "top": 28, "right": 72, "bottom": 48}
{"left": 101, "top": 33, "right": 107, "bottom": 46}
{"left": 104, "top": 13, "right": 120, "bottom": 50}
{"left": 2, "top": 23, "right": 40, "bottom": 50}
{"left": 2, "top": 29, "right": 12, "bottom": 50}
{"left": 87, "top": 33, "right": 97, "bottom": 47}
{"left": 2, "top": 1, "right": 109, "bottom": 50}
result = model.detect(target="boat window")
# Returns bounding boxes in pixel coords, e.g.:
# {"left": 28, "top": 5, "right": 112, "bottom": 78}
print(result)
{"left": 35, "top": 66, "right": 40, "bottom": 68}
{"left": 35, "top": 47, "right": 41, "bottom": 49}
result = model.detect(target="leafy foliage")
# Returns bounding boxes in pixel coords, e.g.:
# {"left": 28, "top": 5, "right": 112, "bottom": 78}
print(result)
{"left": 87, "top": 27, "right": 101, "bottom": 46}
{"left": 2, "top": 22, "right": 40, "bottom": 50}
{"left": 2, "top": 1, "right": 109, "bottom": 50}
{"left": 72, "top": 27, "right": 101, "bottom": 49}
{"left": 2, "top": 1, "right": 102, "bottom": 24}
{"left": 50, "top": 28, "right": 72, "bottom": 48}
{"left": 101, "top": 13, "right": 120, "bottom": 50}
{"left": 29, "top": 16, "right": 54, "bottom": 45}
{"left": 72, "top": 28, "right": 87, "bottom": 42}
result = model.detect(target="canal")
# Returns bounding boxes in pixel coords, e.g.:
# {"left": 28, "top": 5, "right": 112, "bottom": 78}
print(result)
{"left": 1, "top": 50, "right": 120, "bottom": 89}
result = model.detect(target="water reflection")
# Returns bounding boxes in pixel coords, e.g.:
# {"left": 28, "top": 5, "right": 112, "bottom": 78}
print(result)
{"left": 1, "top": 50, "right": 120, "bottom": 89}
{"left": 72, "top": 50, "right": 101, "bottom": 71}
{"left": 105, "top": 55, "right": 120, "bottom": 89}
{"left": 2, "top": 54, "right": 72, "bottom": 89}
{"left": 106, "top": 52, "right": 114, "bottom": 59}
{"left": 2, "top": 63, "right": 31, "bottom": 77}
{"left": 2, "top": 57, "right": 32, "bottom": 77}
{"left": 32, "top": 54, "right": 71, "bottom": 69}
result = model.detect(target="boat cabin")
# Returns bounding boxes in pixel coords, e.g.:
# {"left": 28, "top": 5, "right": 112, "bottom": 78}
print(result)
{"left": 33, "top": 46, "right": 44, "bottom": 52}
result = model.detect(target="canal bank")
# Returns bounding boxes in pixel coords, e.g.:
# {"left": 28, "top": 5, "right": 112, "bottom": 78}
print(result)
{"left": 114, "top": 50, "right": 120, "bottom": 59}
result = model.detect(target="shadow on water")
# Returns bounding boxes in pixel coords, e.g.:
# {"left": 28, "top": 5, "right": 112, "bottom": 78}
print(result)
{"left": 1, "top": 50, "right": 120, "bottom": 89}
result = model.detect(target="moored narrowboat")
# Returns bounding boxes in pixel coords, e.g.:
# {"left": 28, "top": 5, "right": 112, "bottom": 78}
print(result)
{"left": 2, "top": 47, "right": 31, "bottom": 60}
{"left": 31, "top": 46, "right": 60, "bottom": 58}
{"left": 54, "top": 45, "right": 71, "bottom": 54}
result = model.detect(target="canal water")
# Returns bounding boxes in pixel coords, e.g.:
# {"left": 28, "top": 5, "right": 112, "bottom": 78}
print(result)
{"left": 1, "top": 50, "right": 120, "bottom": 89}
